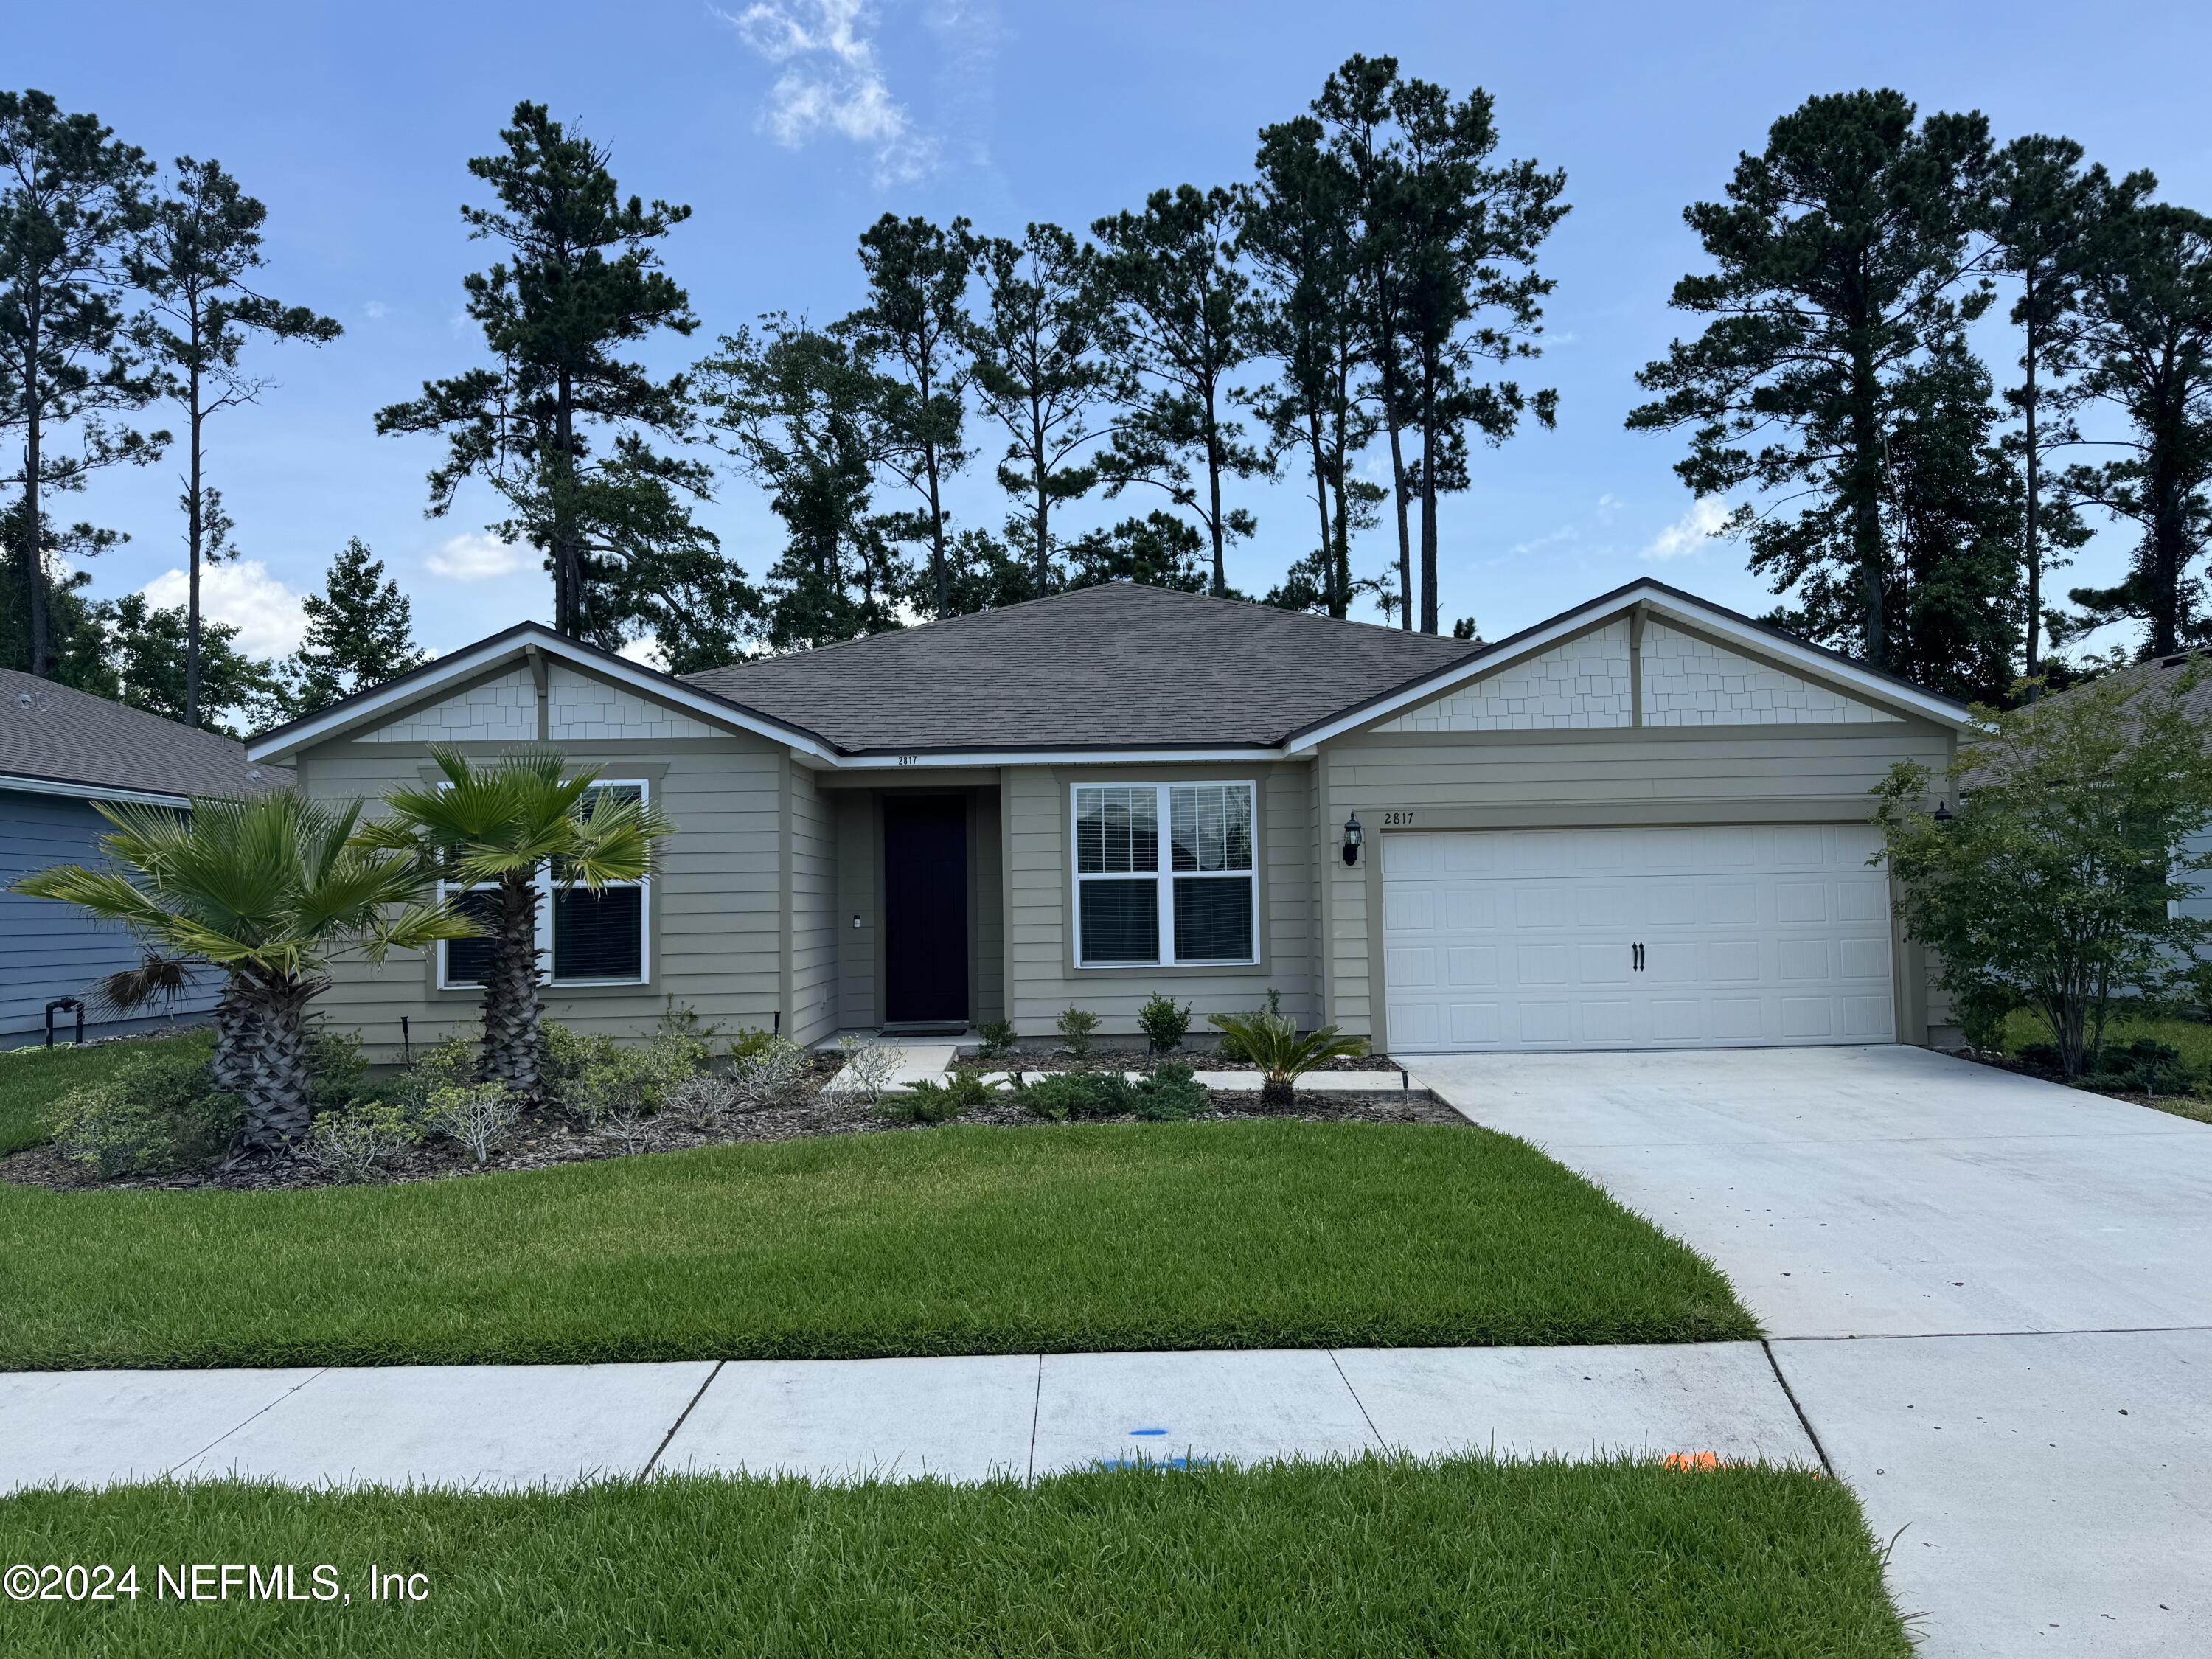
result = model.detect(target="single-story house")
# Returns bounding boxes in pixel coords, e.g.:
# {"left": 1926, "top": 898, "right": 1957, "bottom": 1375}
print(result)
{"left": 244, "top": 580, "right": 1971, "bottom": 1060}
{"left": 1, "top": 668, "right": 288, "bottom": 1048}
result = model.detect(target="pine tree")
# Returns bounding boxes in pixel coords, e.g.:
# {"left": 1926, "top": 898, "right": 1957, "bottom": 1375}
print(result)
{"left": 1092, "top": 186, "right": 1263, "bottom": 597}
{"left": 285, "top": 537, "right": 425, "bottom": 714}
{"left": 0, "top": 90, "right": 167, "bottom": 676}
{"left": 128, "top": 156, "right": 341, "bottom": 727}
{"left": 1062, "top": 512, "right": 1211, "bottom": 593}
{"left": 1628, "top": 90, "right": 1994, "bottom": 670}
{"left": 376, "top": 102, "right": 749, "bottom": 665}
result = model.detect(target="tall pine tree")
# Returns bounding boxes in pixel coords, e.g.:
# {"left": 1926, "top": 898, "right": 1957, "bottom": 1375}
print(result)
{"left": 376, "top": 103, "right": 751, "bottom": 666}
{"left": 1628, "top": 90, "right": 1994, "bottom": 671}
{"left": 128, "top": 156, "right": 340, "bottom": 727}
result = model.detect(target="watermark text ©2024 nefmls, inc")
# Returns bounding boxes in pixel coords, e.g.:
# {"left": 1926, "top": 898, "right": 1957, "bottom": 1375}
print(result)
{"left": 7, "top": 1562, "right": 429, "bottom": 1606}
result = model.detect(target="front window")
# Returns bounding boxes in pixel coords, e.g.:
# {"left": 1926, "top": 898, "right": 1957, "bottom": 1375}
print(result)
{"left": 439, "top": 779, "right": 651, "bottom": 989}
{"left": 1073, "top": 782, "right": 1257, "bottom": 967}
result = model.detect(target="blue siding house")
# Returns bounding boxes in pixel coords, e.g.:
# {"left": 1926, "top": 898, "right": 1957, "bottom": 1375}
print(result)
{"left": 1, "top": 669, "right": 286, "bottom": 1048}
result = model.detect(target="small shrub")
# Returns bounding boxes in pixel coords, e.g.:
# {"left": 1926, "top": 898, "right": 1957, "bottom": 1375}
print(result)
{"left": 301, "top": 1098, "right": 422, "bottom": 1183}
{"left": 566, "top": 1044, "right": 692, "bottom": 1153}
{"left": 975, "top": 1020, "right": 1018, "bottom": 1061}
{"left": 829, "top": 1037, "right": 901, "bottom": 1106}
{"left": 1016, "top": 1071, "right": 1093, "bottom": 1121}
{"left": 1133, "top": 1061, "right": 1208, "bottom": 1121}
{"left": 389, "top": 1031, "right": 479, "bottom": 1116}
{"left": 1137, "top": 993, "right": 1193, "bottom": 1055}
{"left": 666, "top": 1071, "right": 739, "bottom": 1130}
{"left": 728, "top": 1034, "right": 813, "bottom": 1110}
{"left": 1206, "top": 1008, "right": 1366, "bottom": 1108}
{"left": 307, "top": 1027, "right": 370, "bottom": 1116}
{"left": 879, "top": 1076, "right": 974, "bottom": 1124}
{"left": 541, "top": 1022, "right": 620, "bottom": 1105}
{"left": 2093, "top": 1037, "right": 2192, "bottom": 1096}
{"left": 49, "top": 1037, "right": 240, "bottom": 1178}
{"left": 1055, "top": 1006, "right": 1099, "bottom": 1057}
{"left": 425, "top": 1082, "right": 522, "bottom": 1166}
{"left": 654, "top": 998, "right": 722, "bottom": 1071}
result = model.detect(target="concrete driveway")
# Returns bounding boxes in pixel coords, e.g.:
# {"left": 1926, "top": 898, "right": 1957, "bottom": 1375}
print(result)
{"left": 1412, "top": 1044, "right": 2212, "bottom": 1659}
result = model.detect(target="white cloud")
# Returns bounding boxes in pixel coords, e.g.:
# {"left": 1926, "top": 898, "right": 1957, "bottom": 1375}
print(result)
{"left": 1640, "top": 498, "right": 1733, "bottom": 562}
{"left": 363, "top": 299, "right": 389, "bottom": 321}
{"left": 1508, "top": 526, "right": 1577, "bottom": 558}
{"left": 616, "top": 635, "right": 668, "bottom": 669}
{"left": 140, "top": 560, "right": 307, "bottom": 657}
{"left": 1595, "top": 492, "right": 1622, "bottom": 524}
{"left": 717, "top": 0, "right": 938, "bottom": 183}
{"left": 425, "top": 532, "right": 525, "bottom": 582}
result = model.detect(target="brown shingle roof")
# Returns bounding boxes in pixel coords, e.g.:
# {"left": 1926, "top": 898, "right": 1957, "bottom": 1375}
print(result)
{"left": 684, "top": 582, "right": 1484, "bottom": 753}
{"left": 0, "top": 669, "right": 288, "bottom": 800}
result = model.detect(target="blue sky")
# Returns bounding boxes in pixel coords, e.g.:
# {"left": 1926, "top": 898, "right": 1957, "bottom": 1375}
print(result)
{"left": 17, "top": 0, "right": 2212, "bottom": 661}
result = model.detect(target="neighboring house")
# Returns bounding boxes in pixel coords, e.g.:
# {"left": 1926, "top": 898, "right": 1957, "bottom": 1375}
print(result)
{"left": 245, "top": 580, "right": 1974, "bottom": 1060}
{"left": 1, "top": 669, "right": 288, "bottom": 1048}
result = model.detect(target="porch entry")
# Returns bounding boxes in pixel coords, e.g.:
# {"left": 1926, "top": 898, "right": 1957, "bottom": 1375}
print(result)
{"left": 882, "top": 794, "right": 969, "bottom": 1025}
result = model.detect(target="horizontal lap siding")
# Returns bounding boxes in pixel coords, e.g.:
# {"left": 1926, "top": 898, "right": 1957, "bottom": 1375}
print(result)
{"left": 1004, "top": 762, "right": 1316, "bottom": 1034}
{"left": 1320, "top": 725, "right": 1955, "bottom": 1043}
{"left": 302, "top": 737, "right": 785, "bottom": 1060}
{"left": 789, "top": 765, "right": 837, "bottom": 1046}
{"left": 0, "top": 791, "right": 220, "bottom": 1040}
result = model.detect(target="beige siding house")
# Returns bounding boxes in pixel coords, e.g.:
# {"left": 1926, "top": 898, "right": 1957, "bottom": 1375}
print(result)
{"left": 247, "top": 580, "right": 1970, "bottom": 1060}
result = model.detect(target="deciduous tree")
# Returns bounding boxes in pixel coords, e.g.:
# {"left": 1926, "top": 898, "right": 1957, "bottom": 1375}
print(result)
{"left": 128, "top": 156, "right": 340, "bottom": 726}
{"left": 101, "top": 590, "right": 282, "bottom": 734}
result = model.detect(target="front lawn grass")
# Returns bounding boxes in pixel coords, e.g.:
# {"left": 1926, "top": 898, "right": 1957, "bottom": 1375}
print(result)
{"left": 0, "top": 1458, "right": 1909, "bottom": 1658}
{"left": 0, "top": 1121, "right": 1755, "bottom": 1370}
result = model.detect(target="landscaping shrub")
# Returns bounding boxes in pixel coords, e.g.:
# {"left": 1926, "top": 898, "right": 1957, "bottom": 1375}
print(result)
{"left": 541, "top": 1022, "right": 619, "bottom": 1104}
{"left": 1206, "top": 1008, "right": 1366, "bottom": 1108}
{"left": 307, "top": 1027, "right": 370, "bottom": 1116}
{"left": 728, "top": 1035, "right": 813, "bottom": 1109}
{"left": 1055, "top": 1006, "right": 1099, "bottom": 1057}
{"left": 563, "top": 1040, "right": 698, "bottom": 1152}
{"left": 49, "top": 1037, "right": 241, "bottom": 1178}
{"left": 830, "top": 1037, "right": 901, "bottom": 1106}
{"left": 1215, "top": 988, "right": 1284, "bottom": 1062}
{"left": 1133, "top": 1061, "right": 1208, "bottom": 1121}
{"left": 388, "top": 1030, "right": 480, "bottom": 1118}
{"left": 2018, "top": 1034, "right": 2193, "bottom": 1095}
{"left": 427, "top": 1082, "right": 524, "bottom": 1165}
{"left": 653, "top": 998, "right": 722, "bottom": 1072}
{"left": 1016, "top": 1072, "right": 1093, "bottom": 1121}
{"left": 300, "top": 1098, "right": 422, "bottom": 1183}
{"left": 879, "top": 1076, "right": 977, "bottom": 1124}
{"left": 666, "top": 1072, "right": 740, "bottom": 1130}
{"left": 1137, "top": 992, "right": 1193, "bottom": 1054}
{"left": 975, "top": 1020, "right": 1018, "bottom": 1060}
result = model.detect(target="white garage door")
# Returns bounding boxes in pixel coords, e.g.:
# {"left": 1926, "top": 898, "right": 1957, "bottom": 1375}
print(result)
{"left": 1382, "top": 824, "right": 1895, "bottom": 1053}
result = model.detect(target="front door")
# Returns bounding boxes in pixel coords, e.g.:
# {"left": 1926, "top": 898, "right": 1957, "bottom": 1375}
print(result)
{"left": 882, "top": 795, "right": 969, "bottom": 1024}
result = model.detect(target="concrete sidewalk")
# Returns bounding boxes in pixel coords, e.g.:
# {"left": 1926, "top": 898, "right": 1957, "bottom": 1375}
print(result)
{"left": 0, "top": 1341, "right": 1814, "bottom": 1492}
{"left": 1412, "top": 1046, "right": 2212, "bottom": 1659}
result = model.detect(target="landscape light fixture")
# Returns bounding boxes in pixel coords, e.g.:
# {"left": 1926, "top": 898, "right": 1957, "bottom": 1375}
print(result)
{"left": 1342, "top": 813, "right": 1364, "bottom": 866}
{"left": 1933, "top": 801, "right": 1955, "bottom": 824}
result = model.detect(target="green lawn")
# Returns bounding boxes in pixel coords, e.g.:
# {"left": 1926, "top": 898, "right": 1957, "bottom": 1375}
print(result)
{"left": 0, "top": 1458, "right": 1909, "bottom": 1658}
{"left": 0, "top": 1121, "right": 1755, "bottom": 1370}
{"left": 0, "top": 1035, "right": 204, "bottom": 1157}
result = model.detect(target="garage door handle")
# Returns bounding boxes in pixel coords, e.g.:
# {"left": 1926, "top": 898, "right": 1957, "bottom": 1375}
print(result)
{"left": 1632, "top": 942, "right": 1644, "bottom": 972}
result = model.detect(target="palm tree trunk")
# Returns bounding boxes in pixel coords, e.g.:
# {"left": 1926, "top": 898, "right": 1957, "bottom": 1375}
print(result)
{"left": 233, "top": 970, "right": 319, "bottom": 1148}
{"left": 211, "top": 975, "right": 259, "bottom": 1098}
{"left": 480, "top": 874, "right": 545, "bottom": 1095}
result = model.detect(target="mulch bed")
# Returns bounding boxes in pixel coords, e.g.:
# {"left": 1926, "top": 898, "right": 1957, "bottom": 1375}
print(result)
{"left": 984, "top": 1048, "right": 1401, "bottom": 1075}
{"left": 0, "top": 1086, "right": 1461, "bottom": 1197}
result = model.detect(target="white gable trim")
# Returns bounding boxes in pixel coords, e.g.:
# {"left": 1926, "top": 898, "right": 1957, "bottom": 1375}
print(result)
{"left": 2, "top": 771, "right": 192, "bottom": 809}
{"left": 1286, "top": 582, "right": 1967, "bottom": 752}
{"left": 246, "top": 627, "right": 836, "bottom": 765}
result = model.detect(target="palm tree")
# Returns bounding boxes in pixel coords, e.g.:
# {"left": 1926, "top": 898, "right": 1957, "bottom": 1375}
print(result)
{"left": 357, "top": 745, "right": 673, "bottom": 1095}
{"left": 13, "top": 793, "right": 470, "bottom": 1149}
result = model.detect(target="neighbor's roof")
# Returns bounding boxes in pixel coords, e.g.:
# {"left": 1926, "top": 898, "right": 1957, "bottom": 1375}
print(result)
{"left": 0, "top": 669, "right": 288, "bottom": 805}
{"left": 683, "top": 582, "right": 1486, "bottom": 753}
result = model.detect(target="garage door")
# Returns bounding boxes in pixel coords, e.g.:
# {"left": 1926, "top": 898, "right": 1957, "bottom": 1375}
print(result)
{"left": 1382, "top": 824, "right": 1894, "bottom": 1052}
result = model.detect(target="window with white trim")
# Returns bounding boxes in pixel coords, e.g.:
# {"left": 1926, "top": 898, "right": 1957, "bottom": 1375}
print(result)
{"left": 1072, "top": 782, "right": 1257, "bottom": 967}
{"left": 439, "top": 780, "right": 651, "bottom": 989}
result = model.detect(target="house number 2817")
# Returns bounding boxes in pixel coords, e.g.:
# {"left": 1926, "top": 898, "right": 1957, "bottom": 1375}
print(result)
{"left": 1382, "top": 810, "right": 1414, "bottom": 827}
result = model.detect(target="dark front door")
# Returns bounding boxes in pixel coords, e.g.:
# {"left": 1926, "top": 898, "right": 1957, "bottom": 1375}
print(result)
{"left": 882, "top": 795, "right": 969, "bottom": 1024}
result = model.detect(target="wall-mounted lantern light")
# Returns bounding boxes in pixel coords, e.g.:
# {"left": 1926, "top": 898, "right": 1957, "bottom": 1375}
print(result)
{"left": 1342, "top": 813, "right": 1364, "bottom": 866}
{"left": 1933, "top": 801, "right": 1954, "bottom": 824}
{"left": 852, "top": 913, "right": 863, "bottom": 929}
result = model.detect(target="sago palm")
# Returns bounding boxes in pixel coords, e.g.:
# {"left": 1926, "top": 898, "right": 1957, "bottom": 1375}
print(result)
{"left": 357, "top": 745, "right": 673, "bottom": 1095}
{"left": 13, "top": 792, "right": 470, "bottom": 1149}
{"left": 1206, "top": 1009, "right": 1368, "bottom": 1109}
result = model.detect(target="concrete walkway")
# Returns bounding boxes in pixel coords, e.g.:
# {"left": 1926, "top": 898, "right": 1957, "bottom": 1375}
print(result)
{"left": 1413, "top": 1045, "right": 2212, "bottom": 1659}
{"left": 0, "top": 1341, "right": 1812, "bottom": 1492}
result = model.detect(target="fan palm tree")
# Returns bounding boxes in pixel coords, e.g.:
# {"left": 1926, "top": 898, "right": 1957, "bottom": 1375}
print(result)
{"left": 356, "top": 745, "right": 673, "bottom": 1095}
{"left": 13, "top": 793, "right": 471, "bottom": 1148}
